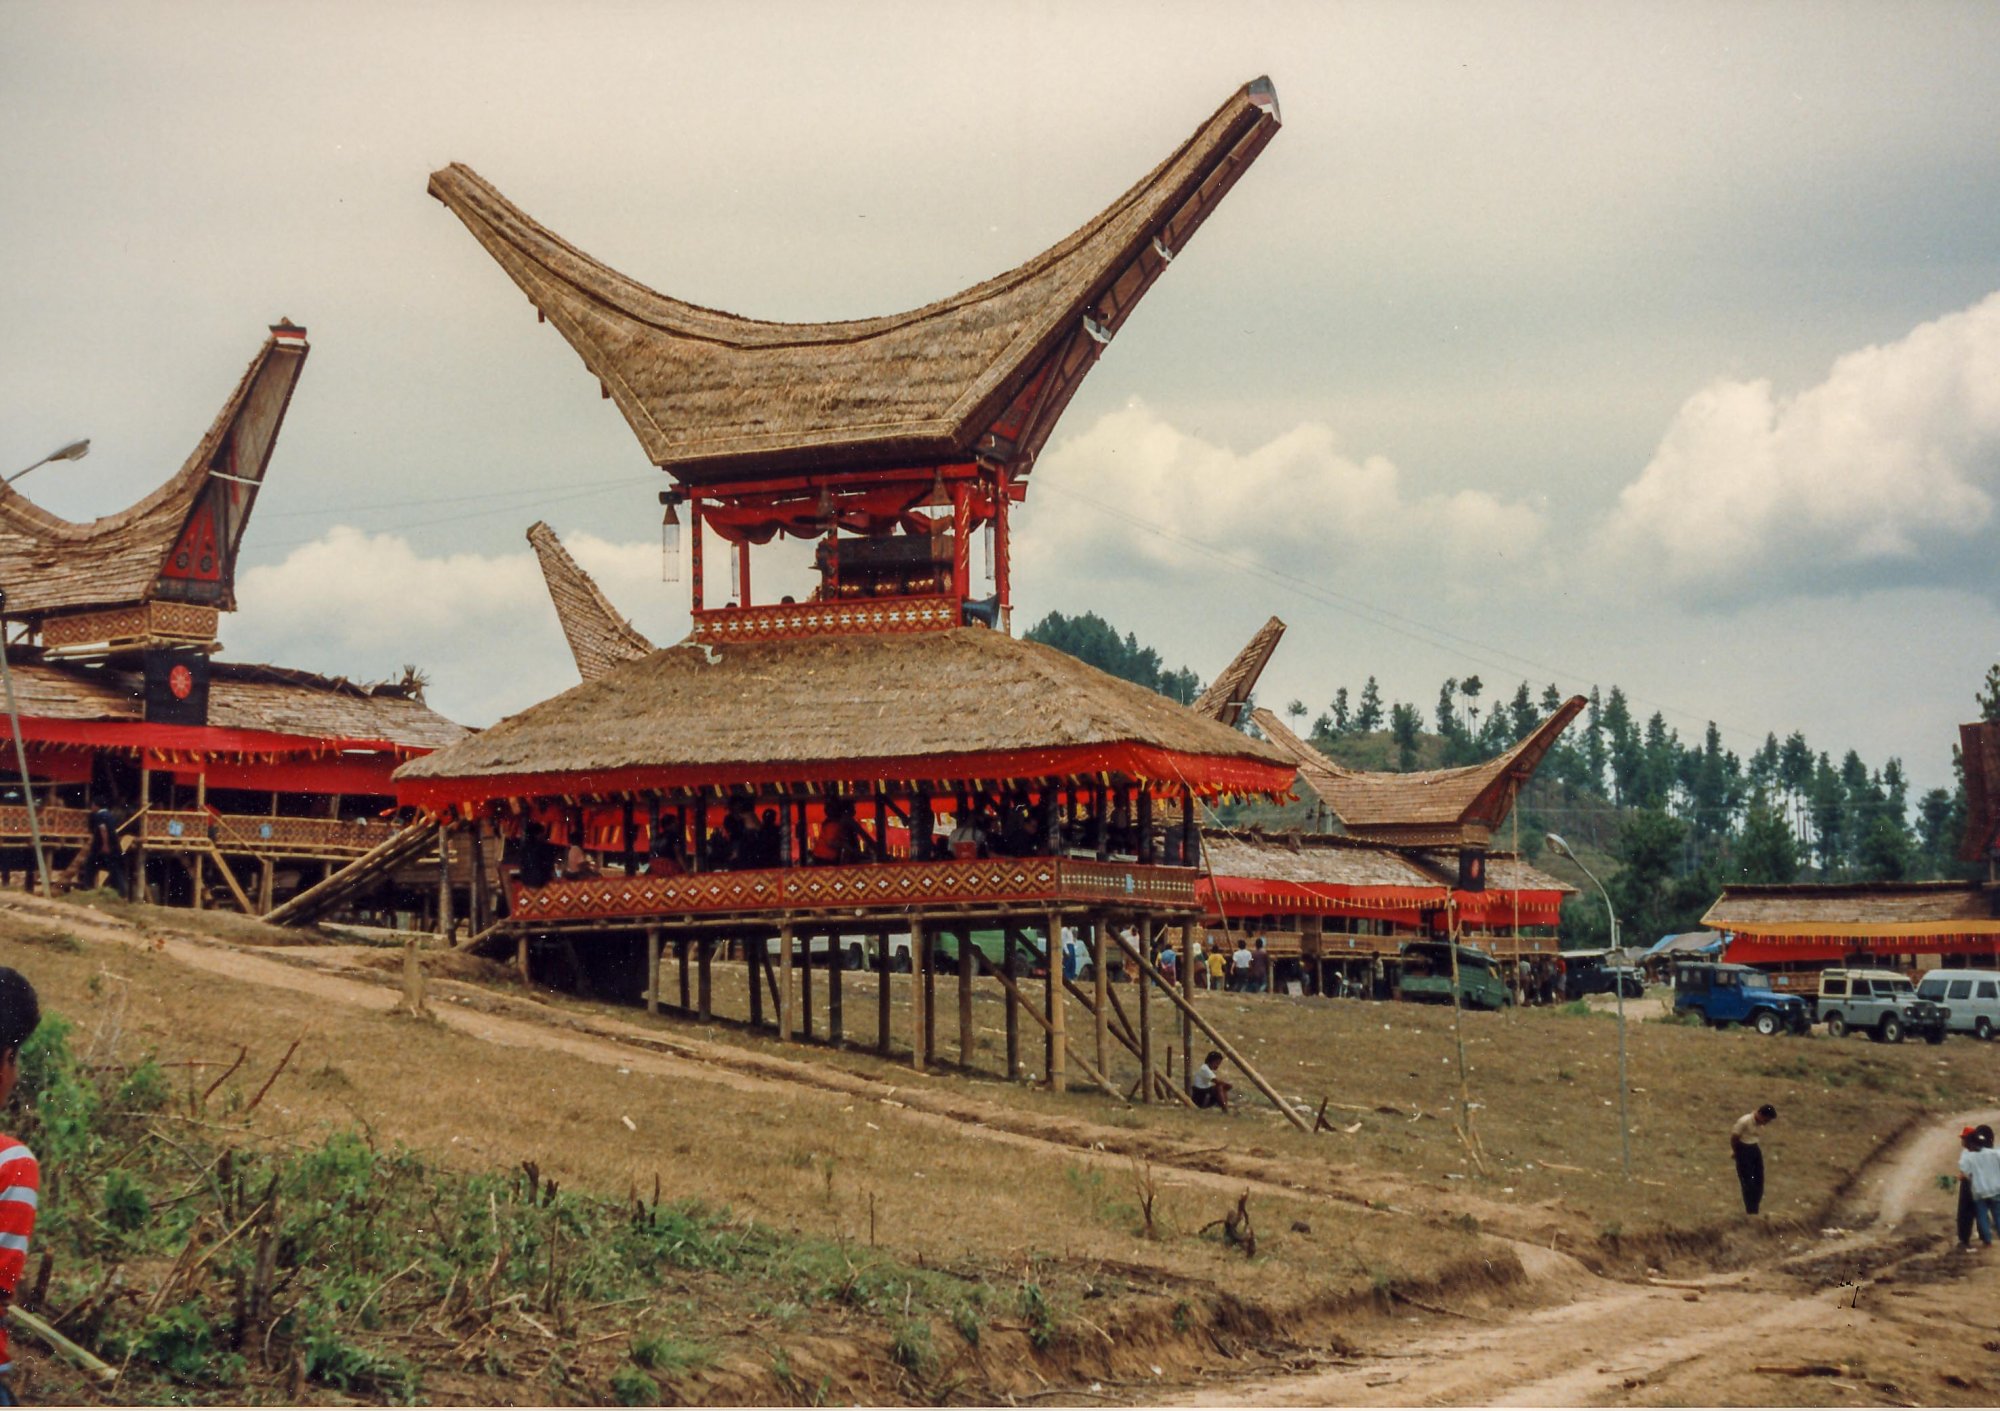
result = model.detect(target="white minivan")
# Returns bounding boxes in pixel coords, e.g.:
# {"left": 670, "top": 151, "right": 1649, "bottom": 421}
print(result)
{"left": 1916, "top": 969, "right": 2000, "bottom": 1040}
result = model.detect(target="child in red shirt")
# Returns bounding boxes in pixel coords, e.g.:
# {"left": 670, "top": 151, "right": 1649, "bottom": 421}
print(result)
{"left": 0, "top": 969, "right": 42, "bottom": 1404}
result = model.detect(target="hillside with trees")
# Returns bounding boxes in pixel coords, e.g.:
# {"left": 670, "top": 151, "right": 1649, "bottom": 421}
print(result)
{"left": 1025, "top": 611, "right": 1993, "bottom": 949}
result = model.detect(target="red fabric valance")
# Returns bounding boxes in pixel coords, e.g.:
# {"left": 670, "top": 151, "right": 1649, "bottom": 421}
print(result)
{"left": 16, "top": 716, "right": 428, "bottom": 765}
{"left": 1725, "top": 931, "right": 2000, "bottom": 965}
{"left": 395, "top": 742, "right": 1297, "bottom": 815}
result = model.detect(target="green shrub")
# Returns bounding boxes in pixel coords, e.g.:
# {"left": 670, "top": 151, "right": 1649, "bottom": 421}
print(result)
{"left": 611, "top": 1364, "right": 661, "bottom": 1406}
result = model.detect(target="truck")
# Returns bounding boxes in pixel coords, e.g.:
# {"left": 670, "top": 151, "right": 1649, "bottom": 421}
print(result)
{"left": 1671, "top": 962, "right": 1810, "bottom": 1035}
{"left": 1813, "top": 967, "right": 1948, "bottom": 1044}
{"left": 1395, "top": 941, "right": 1512, "bottom": 1011}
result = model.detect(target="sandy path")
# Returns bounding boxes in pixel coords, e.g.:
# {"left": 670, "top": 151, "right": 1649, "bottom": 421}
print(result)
{"left": 1176, "top": 1104, "right": 2000, "bottom": 1407}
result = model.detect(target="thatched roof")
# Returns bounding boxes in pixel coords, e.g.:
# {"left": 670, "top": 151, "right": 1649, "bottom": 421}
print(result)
{"left": 427, "top": 79, "right": 1281, "bottom": 482}
{"left": 395, "top": 626, "right": 1293, "bottom": 806}
{"left": 1191, "top": 616, "right": 1284, "bottom": 728}
{"left": 1961, "top": 721, "right": 2000, "bottom": 862}
{"left": 1202, "top": 830, "right": 1441, "bottom": 890}
{"left": 0, "top": 324, "right": 308, "bottom": 620}
{"left": 1251, "top": 697, "right": 1588, "bottom": 846}
{"left": 527, "top": 521, "right": 654, "bottom": 681}
{"left": 7, "top": 656, "right": 466, "bottom": 753}
{"left": 1703, "top": 881, "right": 1999, "bottom": 932}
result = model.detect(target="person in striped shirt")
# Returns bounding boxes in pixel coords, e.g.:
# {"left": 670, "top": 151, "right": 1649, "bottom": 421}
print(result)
{"left": 0, "top": 968, "right": 41, "bottom": 1405}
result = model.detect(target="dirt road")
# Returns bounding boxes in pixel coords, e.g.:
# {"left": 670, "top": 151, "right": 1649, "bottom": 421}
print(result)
{"left": 1177, "top": 1109, "right": 2000, "bottom": 1407}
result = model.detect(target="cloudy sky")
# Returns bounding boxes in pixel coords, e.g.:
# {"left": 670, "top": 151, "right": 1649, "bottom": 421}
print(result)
{"left": 4, "top": 2, "right": 1996, "bottom": 794}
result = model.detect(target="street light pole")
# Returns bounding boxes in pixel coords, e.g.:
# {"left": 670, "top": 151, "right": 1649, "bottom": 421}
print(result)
{"left": 1, "top": 440, "right": 92, "bottom": 899}
{"left": 1548, "top": 832, "right": 1630, "bottom": 1180}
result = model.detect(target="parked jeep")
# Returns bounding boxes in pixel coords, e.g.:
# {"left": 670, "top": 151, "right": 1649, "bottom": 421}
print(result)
{"left": 1813, "top": 968, "right": 1948, "bottom": 1044}
{"left": 1672, "top": 962, "right": 1810, "bottom": 1035}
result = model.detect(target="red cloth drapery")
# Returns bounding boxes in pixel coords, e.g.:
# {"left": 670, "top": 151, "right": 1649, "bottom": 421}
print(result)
{"left": 1725, "top": 930, "right": 2000, "bottom": 965}
{"left": 14, "top": 716, "right": 428, "bottom": 764}
{"left": 1197, "top": 877, "right": 1566, "bottom": 928}
{"left": 395, "top": 742, "right": 1297, "bottom": 815}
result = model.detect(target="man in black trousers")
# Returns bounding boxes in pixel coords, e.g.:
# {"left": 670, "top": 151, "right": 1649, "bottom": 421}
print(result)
{"left": 1730, "top": 1103, "right": 1777, "bottom": 1214}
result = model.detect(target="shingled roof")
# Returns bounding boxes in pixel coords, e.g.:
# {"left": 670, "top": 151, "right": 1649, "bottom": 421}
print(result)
{"left": 1960, "top": 721, "right": 2000, "bottom": 863}
{"left": 527, "top": 521, "right": 654, "bottom": 682}
{"left": 1251, "top": 697, "right": 1588, "bottom": 847}
{"left": 1202, "top": 830, "right": 1443, "bottom": 891}
{"left": 0, "top": 324, "right": 308, "bottom": 620}
{"left": 1703, "top": 881, "right": 1998, "bottom": 932}
{"left": 395, "top": 627, "right": 1294, "bottom": 806}
{"left": 1191, "top": 617, "right": 1284, "bottom": 728}
{"left": 427, "top": 79, "right": 1281, "bottom": 483}
{"left": 7, "top": 658, "right": 466, "bottom": 753}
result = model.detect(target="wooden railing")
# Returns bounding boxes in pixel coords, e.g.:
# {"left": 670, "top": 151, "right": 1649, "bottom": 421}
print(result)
{"left": 0, "top": 805, "right": 399, "bottom": 860}
{"left": 505, "top": 854, "right": 1200, "bottom": 927}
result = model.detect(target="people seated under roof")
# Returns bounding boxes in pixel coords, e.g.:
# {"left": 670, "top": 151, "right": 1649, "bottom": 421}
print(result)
{"left": 644, "top": 831, "right": 685, "bottom": 876}
{"left": 562, "top": 837, "right": 600, "bottom": 880}
{"left": 812, "top": 799, "right": 869, "bottom": 866}
{"left": 515, "top": 821, "right": 556, "bottom": 888}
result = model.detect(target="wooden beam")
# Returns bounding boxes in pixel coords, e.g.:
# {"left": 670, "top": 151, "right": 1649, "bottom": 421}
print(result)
{"left": 203, "top": 845, "right": 255, "bottom": 916}
{"left": 1003, "top": 928, "right": 1021, "bottom": 1079}
{"left": 977, "top": 955, "right": 1123, "bottom": 1100}
{"left": 646, "top": 926, "right": 661, "bottom": 1016}
{"left": 910, "top": 918, "right": 928, "bottom": 1073}
{"left": 799, "top": 926, "right": 813, "bottom": 1040}
{"left": 876, "top": 931, "right": 892, "bottom": 1056}
{"left": 697, "top": 938, "right": 712, "bottom": 1021}
{"left": 1136, "top": 919, "right": 1153, "bottom": 1104}
{"left": 828, "top": 934, "right": 844, "bottom": 1044}
{"left": 1181, "top": 918, "right": 1196, "bottom": 1098}
{"left": 1046, "top": 911, "right": 1066, "bottom": 1093}
{"left": 1060, "top": 974, "right": 1193, "bottom": 1108}
{"left": 1092, "top": 917, "right": 1109, "bottom": 1082}
{"left": 957, "top": 925, "right": 975, "bottom": 1069}
{"left": 1109, "top": 929, "right": 1311, "bottom": 1133}
{"left": 747, "top": 936, "right": 764, "bottom": 1029}
{"left": 436, "top": 823, "right": 455, "bottom": 941}
{"left": 678, "top": 938, "right": 691, "bottom": 1011}
{"left": 778, "top": 923, "right": 794, "bottom": 1042}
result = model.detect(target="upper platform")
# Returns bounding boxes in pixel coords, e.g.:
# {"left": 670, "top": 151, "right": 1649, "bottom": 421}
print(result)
{"left": 427, "top": 79, "right": 1280, "bottom": 484}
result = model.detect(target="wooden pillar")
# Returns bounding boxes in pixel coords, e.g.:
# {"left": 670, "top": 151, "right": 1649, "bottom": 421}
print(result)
{"left": 193, "top": 767, "right": 208, "bottom": 911}
{"left": 1180, "top": 918, "right": 1196, "bottom": 1096}
{"left": 922, "top": 925, "right": 937, "bottom": 1066}
{"left": 645, "top": 927, "right": 661, "bottom": 1016}
{"left": 1137, "top": 919, "right": 1154, "bottom": 1104}
{"left": 876, "top": 931, "right": 893, "bottom": 1056}
{"left": 777, "top": 923, "right": 794, "bottom": 1042}
{"left": 1092, "top": 917, "right": 1109, "bottom": 1083}
{"left": 621, "top": 800, "right": 637, "bottom": 876}
{"left": 1181, "top": 785, "right": 1196, "bottom": 869}
{"left": 697, "top": 938, "right": 712, "bottom": 1021}
{"left": 800, "top": 929, "right": 814, "bottom": 1039}
{"left": 436, "top": 823, "right": 455, "bottom": 941}
{"left": 1003, "top": 929, "right": 1021, "bottom": 1079}
{"left": 1046, "top": 913, "right": 1066, "bottom": 1092}
{"left": 677, "top": 938, "right": 691, "bottom": 1011}
{"left": 515, "top": 933, "right": 530, "bottom": 987}
{"left": 747, "top": 935, "right": 766, "bottom": 1029}
{"left": 132, "top": 764, "right": 150, "bottom": 903}
{"left": 258, "top": 859, "right": 275, "bottom": 914}
{"left": 828, "top": 935, "right": 844, "bottom": 1043}
{"left": 910, "top": 918, "right": 929, "bottom": 1072}
{"left": 957, "top": 925, "right": 975, "bottom": 1069}
{"left": 468, "top": 821, "right": 489, "bottom": 934}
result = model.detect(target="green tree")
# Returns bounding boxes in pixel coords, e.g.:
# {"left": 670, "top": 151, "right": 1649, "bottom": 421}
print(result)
{"left": 1977, "top": 663, "right": 2000, "bottom": 723}
{"left": 1609, "top": 807, "right": 1690, "bottom": 945}
{"left": 1329, "top": 687, "right": 1350, "bottom": 733}
{"left": 1509, "top": 682, "right": 1537, "bottom": 740}
{"left": 1354, "top": 676, "right": 1385, "bottom": 732}
{"left": 1435, "top": 678, "right": 1460, "bottom": 739}
{"left": 1389, "top": 702, "right": 1423, "bottom": 771}
{"left": 1733, "top": 790, "right": 1800, "bottom": 883}
{"left": 1023, "top": 611, "right": 1203, "bottom": 704}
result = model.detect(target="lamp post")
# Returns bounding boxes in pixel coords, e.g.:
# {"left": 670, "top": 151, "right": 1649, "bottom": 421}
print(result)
{"left": 1, "top": 439, "right": 91, "bottom": 898}
{"left": 1547, "top": 831, "right": 1630, "bottom": 1179}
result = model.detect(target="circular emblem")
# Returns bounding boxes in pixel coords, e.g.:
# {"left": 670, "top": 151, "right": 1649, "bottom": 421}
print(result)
{"left": 168, "top": 663, "right": 194, "bottom": 700}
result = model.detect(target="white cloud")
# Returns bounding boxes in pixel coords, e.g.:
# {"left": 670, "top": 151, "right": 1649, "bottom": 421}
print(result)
{"left": 1599, "top": 288, "right": 2000, "bottom": 600}
{"left": 1017, "top": 399, "right": 1547, "bottom": 594}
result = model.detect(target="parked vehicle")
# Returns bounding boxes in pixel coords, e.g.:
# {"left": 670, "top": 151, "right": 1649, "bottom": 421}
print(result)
{"left": 1813, "top": 967, "right": 1948, "bottom": 1044}
{"left": 1916, "top": 969, "right": 2000, "bottom": 1040}
{"left": 1672, "top": 962, "right": 1810, "bottom": 1035}
{"left": 1568, "top": 963, "right": 1646, "bottom": 1001}
{"left": 767, "top": 932, "right": 910, "bottom": 971}
{"left": 1396, "top": 941, "right": 1512, "bottom": 1011}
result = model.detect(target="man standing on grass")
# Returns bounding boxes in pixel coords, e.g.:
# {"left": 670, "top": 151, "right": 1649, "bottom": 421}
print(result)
{"left": 0, "top": 968, "right": 41, "bottom": 1406}
{"left": 1958, "top": 1124, "right": 2000, "bottom": 1248}
{"left": 1730, "top": 1103, "right": 1776, "bottom": 1214}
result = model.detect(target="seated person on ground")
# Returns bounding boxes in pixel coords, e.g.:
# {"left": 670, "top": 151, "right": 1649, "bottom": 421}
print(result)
{"left": 1191, "top": 1051, "right": 1232, "bottom": 1111}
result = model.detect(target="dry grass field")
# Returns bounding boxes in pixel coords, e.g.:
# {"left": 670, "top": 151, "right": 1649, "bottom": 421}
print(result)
{"left": 2, "top": 892, "right": 1998, "bottom": 1404}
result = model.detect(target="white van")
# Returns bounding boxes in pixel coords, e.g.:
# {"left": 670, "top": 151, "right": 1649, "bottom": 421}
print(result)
{"left": 1916, "top": 969, "right": 2000, "bottom": 1040}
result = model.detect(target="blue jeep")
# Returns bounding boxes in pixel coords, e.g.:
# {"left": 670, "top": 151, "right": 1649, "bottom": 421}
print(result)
{"left": 1673, "top": 962, "right": 1810, "bottom": 1035}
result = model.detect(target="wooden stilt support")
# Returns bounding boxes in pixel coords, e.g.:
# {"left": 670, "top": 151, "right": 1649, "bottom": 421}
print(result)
{"left": 1136, "top": 918, "right": 1154, "bottom": 1104}
{"left": 1181, "top": 919, "right": 1196, "bottom": 1098}
{"left": 1092, "top": 916, "right": 1109, "bottom": 1082}
{"left": 1111, "top": 928, "right": 1311, "bottom": 1133}
{"left": 436, "top": 823, "right": 454, "bottom": 941}
{"left": 677, "top": 938, "right": 691, "bottom": 1011}
{"left": 909, "top": 918, "right": 928, "bottom": 1072}
{"left": 697, "top": 938, "right": 712, "bottom": 1020}
{"left": 258, "top": 858, "right": 275, "bottom": 914}
{"left": 876, "top": 931, "right": 892, "bottom": 1056}
{"left": 468, "top": 823, "right": 489, "bottom": 935}
{"left": 921, "top": 924, "right": 937, "bottom": 1067}
{"left": 1061, "top": 975, "right": 1193, "bottom": 1108}
{"left": 799, "top": 928, "right": 814, "bottom": 1039}
{"left": 203, "top": 845, "right": 255, "bottom": 915}
{"left": 515, "top": 933, "right": 530, "bottom": 987}
{"left": 828, "top": 934, "right": 844, "bottom": 1044}
{"left": 646, "top": 926, "right": 661, "bottom": 1016}
{"left": 1046, "top": 912, "right": 1066, "bottom": 1093}
{"left": 977, "top": 956, "right": 1124, "bottom": 1099}
{"left": 747, "top": 936, "right": 764, "bottom": 1029}
{"left": 1003, "top": 928, "right": 1021, "bottom": 1079}
{"left": 778, "top": 923, "right": 794, "bottom": 1041}
{"left": 957, "top": 925, "right": 974, "bottom": 1069}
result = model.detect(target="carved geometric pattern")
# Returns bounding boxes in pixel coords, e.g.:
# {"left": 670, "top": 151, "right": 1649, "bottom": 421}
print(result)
{"left": 692, "top": 595, "right": 957, "bottom": 644}
{"left": 0, "top": 805, "right": 394, "bottom": 859}
{"left": 506, "top": 855, "right": 1197, "bottom": 924}
{"left": 42, "top": 602, "right": 220, "bottom": 650}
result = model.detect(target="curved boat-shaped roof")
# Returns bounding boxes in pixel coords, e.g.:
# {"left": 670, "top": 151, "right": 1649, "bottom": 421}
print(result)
{"left": 1252, "top": 697, "right": 1588, "bottom": 847}
{"left": 1191, "top": 616, "right": 1285, "bottom": 729}
{"left": 395, "top": 627, "right": 1294, "bottom": 809}
{"left": 526, "top": 521, "right": 654, "bottom": 682}
{"left": 427, "top": 79, "right": 1281, "bottom": 483}
{"left": 0, "top": 324, "right": 308, "bottom": 620}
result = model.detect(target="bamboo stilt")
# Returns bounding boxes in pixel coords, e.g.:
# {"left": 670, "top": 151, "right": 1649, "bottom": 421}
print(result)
{"left": 1137, "top": 919, "right": 1154, "bottom": 1104}
{"left": 1092, "top": 917, "right": 1109, "bottom": 1082}
{"left": 979, "top": 956, "right": 1122, "bottom": 1099}
{"left": 1047, "top": 912, "right": 1066, "bottom": 1092}
{"left": 1003, "top": 928, "right": 1021, "bottom": 1079}
{"left": 957, "top": 925, "right": 974, "bottom": 1068}
{"left": 910, "top": 918, "right": 928, "bottom": 1072}
{"left": 828, "top": 934, "right": 843, "bottom": 1043}
{"left": 876, "top": 931, "right": 892, "bottom": 1056}
{"left": 778, "top": 923, "right": 794, "bottom": 1042}
{"left": 697, "top": 938, "right": 712, "bottom": 1020}
{"left": 646, "top": 927, "right": 661, "bottom": 1016}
